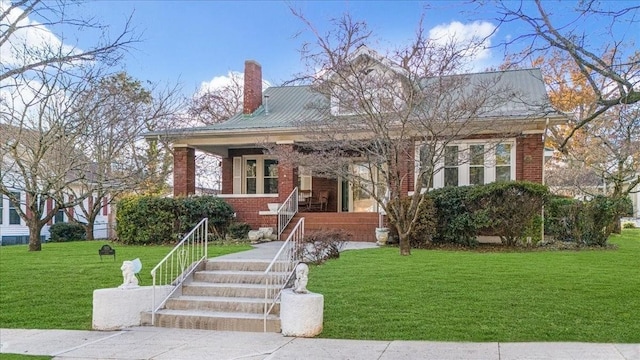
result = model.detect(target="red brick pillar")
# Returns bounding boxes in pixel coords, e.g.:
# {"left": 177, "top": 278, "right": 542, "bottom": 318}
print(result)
{"left": 516, "top": 133, "right": 543, "bottom": 183}
{"left": 276, "top": 144, "right": 296, "bottom": 203}
{"left": 173, "top": 146, "right": 196, "bottom": 196}
{"left": 221, "top": 157, "right": 233, "bottom": 194}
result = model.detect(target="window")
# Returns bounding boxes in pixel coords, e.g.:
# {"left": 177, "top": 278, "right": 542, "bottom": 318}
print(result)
{"left": 233, "top": 156, "right": 279, "bottom": 195}
{"left": 55, "top": 209, "right": 65, "bottom": 223}
{"left": 245, "top": 159, "right": 257, "bottom": 194}
{"left": 9, "top": 192, "right": 20, "bottom": 225}
{"left": 263, "top": 159, "right": 278, "bottom": 194}
{"left": 469, "top": 145, "right": 485, "bottom": 185}
{"left": 495, "top": 143, "right": 511, "bottom": 182}
{"left": 419, "top": 145, "right": 434, "bottom": 189}
{"left": 444, "top": 146, "right": 459, "bottom": 187}
{"left": 417, "top": 140, "right": 516, "bottom": 189}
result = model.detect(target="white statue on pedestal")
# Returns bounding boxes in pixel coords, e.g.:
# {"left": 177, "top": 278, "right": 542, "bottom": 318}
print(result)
{"left": 119, "top": 259, "right": 141, "bottom": 289}
{"left": 294, "top": 263, "right": 309, "bottom": 294}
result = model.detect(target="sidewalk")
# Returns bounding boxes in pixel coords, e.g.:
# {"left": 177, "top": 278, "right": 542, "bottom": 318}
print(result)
{"left": 1, "top": 327, "right": 638, "bottom": 360}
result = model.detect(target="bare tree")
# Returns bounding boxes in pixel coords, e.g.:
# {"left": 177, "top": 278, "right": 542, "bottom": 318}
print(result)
{"left": 0, "top": 64, "right": 99, "bottom": 250}
{"left": 492, "top": 0, "right": 640, "bottom": 150}
{"left": 188, "top": 74, "right": 244, "bottom": 126}
{"left": 70, "top": 72, "right": 184, "bottom": 239}
{"left": 187, "top": 73, "right": 255, "bottom": 192}
{"left": 0, "top": 0, "right": 136, "bottom": 82}
{"left": 281, "top": 11, "right": 542, "bottom": 255}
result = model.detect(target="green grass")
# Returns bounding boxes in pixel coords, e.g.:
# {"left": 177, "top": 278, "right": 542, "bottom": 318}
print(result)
{"left": 0, "top": 241, "right": 250, "bottom": 330}
{"left": 309, "top": 229, "right": 640, "bottom": 342}
{"left": 0, "top": 355, "right": 51, "bottom": 360}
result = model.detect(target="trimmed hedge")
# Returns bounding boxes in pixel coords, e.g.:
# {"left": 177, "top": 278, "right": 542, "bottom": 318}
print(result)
{"left": 116, "top": 195, "right": 234, "bottom": 245}
{"left": 49, "top": 222, "right": 86, "bottom": 242}
{"left": 545, "top": 195, "right": 631, "bottom": 246}
{"left": 430, "top": 186, "right": 481, "bottom": 246}
{"left": 428, "top": 181, "right": 549, "bottom": 246}
{"left": 469, "top": 181, "right": 548, "bottom": 246}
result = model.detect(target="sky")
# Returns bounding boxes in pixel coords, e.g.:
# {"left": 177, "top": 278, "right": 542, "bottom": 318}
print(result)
{"left": 2, "top": 0, "right": 639, "bottom": 97}
{"left": 54, "top": 0, "right": 507, "bottom": 94}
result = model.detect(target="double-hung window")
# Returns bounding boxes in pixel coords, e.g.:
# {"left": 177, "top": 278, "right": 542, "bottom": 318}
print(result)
{"left": 9, "top": 192, "right": 21, "bottom": 225}
{"left": 233, "top": 156, "right": 279, "bottom": 195}
{"left": 495, "top": 143, "right": 512, "bottom": 182}
{"left": 444, "top": 146, "right": 459, "bottom": 187}
{"left": 417, "top": 140, "right": 516, "bottom": 189}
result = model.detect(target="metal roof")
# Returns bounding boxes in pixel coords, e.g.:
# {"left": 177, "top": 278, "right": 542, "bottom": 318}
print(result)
{"left": 151, "top": 68, "right": 561, "bottom": 137}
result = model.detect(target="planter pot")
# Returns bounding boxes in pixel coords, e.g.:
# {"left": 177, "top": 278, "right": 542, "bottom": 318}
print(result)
{"left": 267, "top": 203, "right": 281, "bottom": 212}
{"left": 375, "top": 227, "right": 389, "bottom": 246}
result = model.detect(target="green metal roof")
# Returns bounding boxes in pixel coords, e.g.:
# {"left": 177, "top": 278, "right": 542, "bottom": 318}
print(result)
{"left": 150, "top": 68, "right": 560, "bottom": 138}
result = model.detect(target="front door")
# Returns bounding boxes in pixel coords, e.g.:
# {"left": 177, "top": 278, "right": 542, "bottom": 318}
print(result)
{"left": 341, "top": 163, "right": 384, "bottom": 212}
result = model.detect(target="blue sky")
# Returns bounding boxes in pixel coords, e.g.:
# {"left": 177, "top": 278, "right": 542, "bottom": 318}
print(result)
{"left": 83, "top": 1, "right": 504, "bottom": 93}
{"left": 4, "top": 1, "right": 639, "bottom": 97}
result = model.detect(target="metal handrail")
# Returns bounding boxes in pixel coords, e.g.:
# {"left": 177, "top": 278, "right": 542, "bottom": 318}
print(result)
{"left": 151, "top": 218, "right": 208, "bottom": 325}
{"left": 263, "top": 217, "right": 304, "bottom": 332}
{"left": 277, "top": 187, "right": 299, "bottom": 240}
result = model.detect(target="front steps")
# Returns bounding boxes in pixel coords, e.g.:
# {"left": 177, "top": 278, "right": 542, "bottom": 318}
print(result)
{"left": 141, "top": 259, "right": 283, "bottom": 332}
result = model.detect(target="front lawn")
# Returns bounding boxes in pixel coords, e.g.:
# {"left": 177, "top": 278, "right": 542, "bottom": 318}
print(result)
{"left": 0, "top": 241, "right": 251, "bottom": 330}
{"left": 309, "top": 229, "right": 640, "bottom": 342}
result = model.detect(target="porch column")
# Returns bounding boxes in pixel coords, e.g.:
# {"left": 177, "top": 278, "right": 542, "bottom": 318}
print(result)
{"left": 173, "top": 146, "right": 196, "bottom": 197}
{"left": 516, "top": 133, "right": 543, "bottom": 183}
{"left": 276, "top": 143, "right": 296, "bottom": 203}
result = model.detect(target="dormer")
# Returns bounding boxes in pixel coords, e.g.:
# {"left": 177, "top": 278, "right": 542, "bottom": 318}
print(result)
{"left": 326, "top": 46, "right": 410, "bottom": 116}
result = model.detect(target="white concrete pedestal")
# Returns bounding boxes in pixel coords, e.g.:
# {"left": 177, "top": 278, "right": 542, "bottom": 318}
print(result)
{"left": 92, "top": 285, "right": 172, "bottom": 330}
{"left": 280, "top": 289, "right": 324, "bottom": 337}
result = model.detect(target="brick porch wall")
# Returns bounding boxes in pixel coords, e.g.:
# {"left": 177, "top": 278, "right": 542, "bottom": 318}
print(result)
{"left": 516, "top": 133, "right": 543, "bottom": 183}
{"left": 222, "top": 197, "right": 277, "bottom": 229}
{"left": 174, "top": 147, "right": 195, "bottom": 196}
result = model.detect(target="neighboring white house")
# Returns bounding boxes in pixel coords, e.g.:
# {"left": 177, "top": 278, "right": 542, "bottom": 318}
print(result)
{"left": 0, "top": 188, "right": 113, "bottom": 245}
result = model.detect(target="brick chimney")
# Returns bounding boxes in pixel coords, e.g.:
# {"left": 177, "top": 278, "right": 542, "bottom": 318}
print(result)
{"left": 243, "top": 60, "right": 262, "bottom": 114}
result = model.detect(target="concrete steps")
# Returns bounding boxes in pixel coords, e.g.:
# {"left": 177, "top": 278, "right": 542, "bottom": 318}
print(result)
{"left": 142, "top": 259, "right": 283, "bottom": 332}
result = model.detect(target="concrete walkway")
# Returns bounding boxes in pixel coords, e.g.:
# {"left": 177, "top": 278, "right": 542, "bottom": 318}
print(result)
{"left": 1, "top": 327, "right": 638, "bottom": 359}
{"left": 2, "top": 242, "right": 638, "bottom": 359}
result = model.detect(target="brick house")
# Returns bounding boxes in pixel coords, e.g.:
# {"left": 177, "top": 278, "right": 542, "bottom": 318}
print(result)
{"left": 153, "top": 49, "right": 564, "bottom": 241}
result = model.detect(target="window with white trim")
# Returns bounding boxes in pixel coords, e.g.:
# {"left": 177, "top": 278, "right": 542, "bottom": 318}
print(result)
{"left": 495, "top": 143, "right": 512, "bottom": 182}
{"left": 444, "top": 146, "right": 459, "bottom": 187}
{"left": 9, "top": 192, "right": 21, "bottom": 225}
{"left": 232, "top": 156, "right": 279, "bottom": 195}
{"left": 417, "top": 140, "right": 516, "bottom": 189}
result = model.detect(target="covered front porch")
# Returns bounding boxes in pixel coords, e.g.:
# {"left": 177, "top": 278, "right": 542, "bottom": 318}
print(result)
{"left": 172, "top": 145, "right": 386, "bottom": 241}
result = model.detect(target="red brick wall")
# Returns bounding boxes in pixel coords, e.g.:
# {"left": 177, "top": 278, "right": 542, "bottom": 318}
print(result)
{"left": 516, "top": 133, "right": 543, "bottom": 183}
{"left": 223, "top": 197, "right": 277, "bottom": 229}
{"left": 276, "top": 144, "right": 296, "bottom": 202}
{"left": 173, "top": 147, "right": 195, "bottom": 196}
{"left": 243, "top": 60, "right": 262, "bottom": 114}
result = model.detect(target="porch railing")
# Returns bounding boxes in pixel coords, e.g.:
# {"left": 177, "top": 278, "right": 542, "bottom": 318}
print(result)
{"left": 150, "top": 218, "right": 208, "bottom": 325}
{"left": 277, "top": 187, "right": 298, "bottom": 240}
{"left": 263, "top": 217, "right": 304, "bottom": 332}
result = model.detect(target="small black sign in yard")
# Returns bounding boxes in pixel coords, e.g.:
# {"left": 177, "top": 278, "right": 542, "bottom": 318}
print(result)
{"left": 99, "top": 244, "right": 116, "bottom": 261}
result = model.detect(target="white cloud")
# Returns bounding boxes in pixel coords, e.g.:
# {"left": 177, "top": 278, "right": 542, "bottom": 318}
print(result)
{"left": 197, "top": 71, "right": 271, "bottom": 96}
{"left": 429, "top": 20, "right": 497, "bottom": 71}
{"left": 0, "top": 0, "right": 81, "bottom": 71}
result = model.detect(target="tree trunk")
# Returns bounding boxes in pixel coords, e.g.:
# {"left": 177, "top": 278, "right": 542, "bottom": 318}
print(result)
{"left": 85, "top": 222, "right": 95, "bottom": 240}
{"left": 27, "top": 223, "right": 42, "bottom": 251}
{"left": 398, "top": 232, "right": 411, "bottom": 256}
